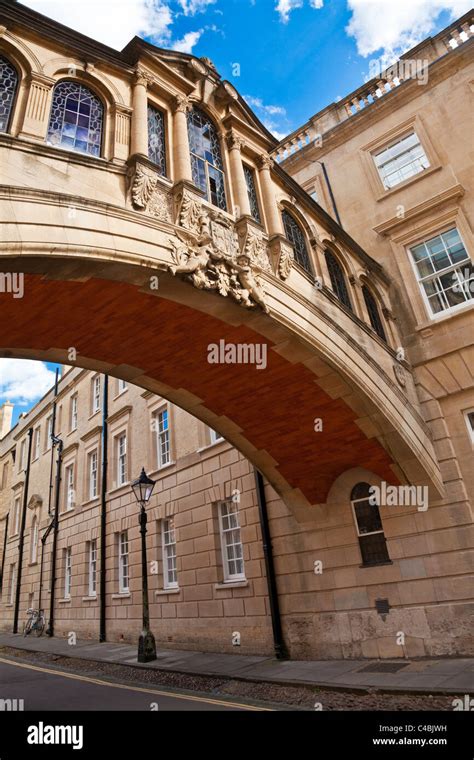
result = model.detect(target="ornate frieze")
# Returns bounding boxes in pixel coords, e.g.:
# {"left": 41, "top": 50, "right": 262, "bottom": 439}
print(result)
{"left": 278, "top": 242, "right": 295, "bottom": 280}
{"left": 129, "top": 162, "right": 172, "bottom": 222}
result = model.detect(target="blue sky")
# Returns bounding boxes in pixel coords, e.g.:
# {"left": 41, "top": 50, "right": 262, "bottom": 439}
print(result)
{"left": 1, "top": 0, "right": 471, "bottom": 423}
{"left": 22, "top": 0, "right": 472, "bottom": 139}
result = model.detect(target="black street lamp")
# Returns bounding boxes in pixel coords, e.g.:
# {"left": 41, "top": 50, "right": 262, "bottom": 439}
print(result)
{"left": 131, "top": 468, "right": 157, "bottom": 663}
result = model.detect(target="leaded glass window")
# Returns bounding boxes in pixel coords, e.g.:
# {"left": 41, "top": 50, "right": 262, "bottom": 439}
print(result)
{"left": 148, "top": 104, "right": 166, "bottom": 176}
{"left": 282, "top": 210, "right": 311, "bottom": 274}
{"left": 324, "top": 250, "right": 353, "bottom": 311}
{"left": 0, "top": 55, "right": 18, "bottom": 133}
{"left": 351, "top": 483, "right": 390, "bottom": 566}
{"left": 362, "top": 285, "right": 387, "bottom": 342}
{"left": 243, "top": 164, "right": 261, "bottom": 223}
{"left": 47, "top": 81, "right": 103, "bottom": 157}
{"left": 187, "top": 107, "right": 227, "bottom": 210}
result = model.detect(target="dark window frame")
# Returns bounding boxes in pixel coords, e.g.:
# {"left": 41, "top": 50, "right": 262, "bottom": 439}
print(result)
{"left": 282, "top": 209, "right": 312, "bottom": 275}
{"left": 324, "top": 249, "right": 353, "bottom": 312}
{"left": 351, "top": 482, "right": 391, "bottom": 567}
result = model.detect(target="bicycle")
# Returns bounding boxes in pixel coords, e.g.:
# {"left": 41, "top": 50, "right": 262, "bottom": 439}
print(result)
{"left": 23, "top": 608, "right": 45, "bottom": 637}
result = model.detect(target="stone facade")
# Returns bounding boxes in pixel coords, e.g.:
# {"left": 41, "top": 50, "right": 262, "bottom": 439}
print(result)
{"left": 0, "top": 4, "right": 472, "bottom": 659}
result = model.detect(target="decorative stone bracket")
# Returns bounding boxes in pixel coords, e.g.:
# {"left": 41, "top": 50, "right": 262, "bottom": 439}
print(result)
{"left": 128, "top": 158, "right": 173, "bottom": 222}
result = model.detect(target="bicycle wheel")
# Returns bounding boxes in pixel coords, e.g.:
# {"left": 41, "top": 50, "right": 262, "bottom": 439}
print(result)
{"left": 23, "top": 619, "right": 32, "bottom": 636}
{"left": 34, "top": 618, "right": 45, "bottom": 637}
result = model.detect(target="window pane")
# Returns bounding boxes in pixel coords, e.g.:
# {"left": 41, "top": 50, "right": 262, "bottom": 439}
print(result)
{"left": 148, "top": 104, "right": 166, "bottom": 176}
{"left": 243, "top": 165, "right": 261, "bottom": 223}
{"left": 282, "top": 210, "right": 311, "bottom": 274}
{"left": 47, "top": 81, "right": 103, "bottom": 157}
{"left": 0, "top": 56, "right": 18, "bottom": 133}
{"left": 324, "top": 250, "right": 353, "bottom": 311}
{"left": 187, "top": 107, "right": 227, "bottom": 210}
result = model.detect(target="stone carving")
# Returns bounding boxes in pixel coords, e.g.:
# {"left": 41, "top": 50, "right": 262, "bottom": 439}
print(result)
{"left": 179, "top": 192, "right": 210, "bottom": 237}
{"left": 130, "top": 163, "right": 172, "bottom": 222}
{"left": 168, "top": 232, "right": 269, "bottom": 313}
{"left": 245, "top": 231, "right": 272, "bottom": 273}
{"left": 174, "top": 94, "right": 191, "bottom": 114}
{"left": 209, "top": 216, "right": 239, "bottom": 257}
{"left": 278, "top": 242, "right": 295, "bottom": 280}
{"left": 393, "top": 363, "right": 407, "bottom": 388}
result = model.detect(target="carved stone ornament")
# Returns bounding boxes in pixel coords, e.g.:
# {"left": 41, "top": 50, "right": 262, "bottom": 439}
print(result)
{"left": 168, "top": 234, "right": 269, "bottom": 314}
{"left": 134, "top": 66, "right": 154, "bottom": 87}
{"left": 179, "top": 192, "right": 210, "bottom": 237}
{"left": 174, "top": 94, "right": 192, "bottom": 114}
{"left": 130, "top": 163, "right": 172, "bottom": 222}
{"left": 28, "top": 494, "right": 43, "bottom": 511}
{"left": 245, "top": 231, "right": 272, "bottom": 273}
{"left": 393, "top": 362, "right": 407, "bottom": 388}
{"left": 279, "top": 242, "right": 295, "bottom": 280}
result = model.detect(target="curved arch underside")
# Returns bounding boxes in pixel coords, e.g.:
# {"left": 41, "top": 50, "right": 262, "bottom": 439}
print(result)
{"left": 0, "top": 270, "right": 400, "bottom": 512}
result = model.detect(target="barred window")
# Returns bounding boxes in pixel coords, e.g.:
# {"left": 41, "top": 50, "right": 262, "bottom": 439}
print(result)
{"left": 409, "top": 228, "right": 473, "bottom": 316}
{"left": 324, "top": 250, "right": 353, "bottom": 311}
{"left": 0, "top": 55, "right": 18, "bottom": 133}
{"left": 64, "top": 547, "right": 72, "bottom": 598}
{"left": 351, "top": 482, "right": 390, "bottom": 567}
{"left": 243, "top": 164, "right": 261, "bottom": 223}
{"left": 148, "top": 104, "right": 166, "bottom": 175}
{"left": 282, "top": 210, "right": 311, "bottom": 274}
{"left": 162, "top": 518, "right": 178, "bottom": 589}
{"left": 119, "top": 531, "right": 129, "bottom": 593}
{"left": 187, "top": 107, "right": 227, "bottom": 210}
{"left": 88, "top": 540, "right": 97, "bottom": 597}
{"left": 218, "top": 502, "right": 245, "bottom": 582}
{"left": 47, "top": 80, "right": 103, "bottom": 157}
{"left": 362, "top": 285, "right": 387, "bottom": 342}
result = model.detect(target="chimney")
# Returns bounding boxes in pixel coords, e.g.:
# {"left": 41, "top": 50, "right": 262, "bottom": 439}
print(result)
{"left": 0, "top": 401, "right": 14, "bottom": 440}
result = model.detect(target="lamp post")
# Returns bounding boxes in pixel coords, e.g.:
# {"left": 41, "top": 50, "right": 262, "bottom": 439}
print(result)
{"left": 131, "top": 468, "right": 157, "bottom": 663}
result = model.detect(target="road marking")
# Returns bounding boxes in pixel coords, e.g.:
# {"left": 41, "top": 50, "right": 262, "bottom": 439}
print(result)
{"left": 0, "top": 656, "right": 272, "bottom": 711}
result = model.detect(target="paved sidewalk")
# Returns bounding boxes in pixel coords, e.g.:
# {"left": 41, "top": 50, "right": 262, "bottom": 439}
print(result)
{"left": 0, "top": 632, "right": 472, "bottom": 695}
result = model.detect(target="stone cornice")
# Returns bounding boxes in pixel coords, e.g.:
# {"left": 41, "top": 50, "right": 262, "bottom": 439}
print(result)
{"left": 373, "top": 184, "right": 465, "bottom": 237}
{"left": 106, "top": 405, "right": 133, "bottom": 426}
{"left": 80, "top": 425, "right": 103, "bottom": 443}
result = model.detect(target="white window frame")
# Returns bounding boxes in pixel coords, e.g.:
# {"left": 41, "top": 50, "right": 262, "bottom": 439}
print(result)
{"left": 118, "top": 531, "right": 129, "bottom": 593}
{"left": 162, "top": 518, "right": 178, "bottom": 590}
{"left": 64, "top": 547, "right": 72, "bottom": 599}
{"left": 33, "top": 426, "right": 41, "bottom": 461}
{"left": 30, "top": 516, "right": 38, "bottom": 564}
{"left": 8, "top": 563, "right": 16, "bottom": 605}
{"left": 117, "top": 434, "right": 127, "bottom": 486}
{"left": 12, "top": 496, "right": 21, "bottom": 535}
{"left": 70, "top": 395, "right": 78, "bottom": 431}
{"left": 117, "top": 379, "right": 127, "bottom": 395}
{"left": 45, "top": 416, "right": 53, "bottom": 451}
{"left": 209, "top": 427, "right": 224, "bottom": 445}
{"left": 218, "top": 502, "right": 246, "bottom": 582}
{"left": 156, "top": 409, "right": 170, "bottom": 469}
{"left": 88, "top": 449, "right": 98, "bottom": 499}
{"left": 65, "top": 463, "right": 75, "bottom": 511}
{"left": 19, "top": 440, "right": 25, "bottom": 472}
{"left": 463, "top": 408, "right": 474, "bottom": 444}
{"left": 408, "top": 227, "right": 473, "bottom": 319}
{"left": 92, "top": 375, "right": 101, "bottom": 414}
{"left": 88, "top": 539, "right": 97, "bottom": 597}
{"left": 373, "top": 131, "right": 429, "bottom": 190}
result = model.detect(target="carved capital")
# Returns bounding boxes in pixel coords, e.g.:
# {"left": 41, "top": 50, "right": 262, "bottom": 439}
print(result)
{"left": 257, "top": 154, "right": 274, "bottom": 171}
{"left": 134, "top": 66, "right": 153, "bottom": 87}
{"left": 173, "top": 94, "right": 192, "bottom": 114}
{"left": 225, "top": 130, "right": 245, "bottom": 151}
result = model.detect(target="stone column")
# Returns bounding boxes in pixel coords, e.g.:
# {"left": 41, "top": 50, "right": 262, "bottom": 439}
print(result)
{"left": 130, "top": 68, "right": 150, "bottom": 158}
{"left": 18, "top": 73, "right": 55, "bottom": 141}
{"left": 257, "top": 154, "right": 284, "bottom": 237}
{"left": 225, "top": 130, "right": 251, "bottom": 218}
{"left": 172, "top": 95, "right": 193, "bottom": 183}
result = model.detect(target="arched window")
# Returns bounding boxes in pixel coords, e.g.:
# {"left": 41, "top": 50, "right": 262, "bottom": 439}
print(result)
{"left": 148, "top": 103, "right": 166, "bottom": 176}
{"left": 282, "top": 210, "right": 311, "bottom": 274}
{"left": 324, "top": 250, "right": 353, "bottom": 311}
{"left": 30, "top": 515, "right": 38, "bottom": 564}
{"left": 187, "top": 107, "right": 227, "bottom": 210}
{"left": 47, "top": 81, "right": 103, "bottom": 157}
{"left": 351, "top": 482, "right": 390, "bottom": 566}
{"left": 362, "top": 285, "right": 387, "bottom": 342}
{"left": 0, "top": 55, "right": 19, "bottom": 133}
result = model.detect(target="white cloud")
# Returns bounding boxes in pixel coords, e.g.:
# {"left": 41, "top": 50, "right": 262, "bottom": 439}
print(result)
{"left": 172, "top": 29, "right": 204, "bottom": 52}
{"left": 275, "top": 0, "right": 323, "bottom": 22}
{"left": 346, "top": 0, "right": 471, "bottom": 58}
{"left": 244, "top": 95, "right": 287, "bottom": 116}
{"left": 178, "top": 0, "right": 217, "bottom": 14}
{"left": 264, "top": 122, "right": 288, "bottom": 141}
{"left": 0, "top": 360, "right": 56, "bottom": 406}
{"left": 22, "top": 0, "right": 174, "bottom": 50}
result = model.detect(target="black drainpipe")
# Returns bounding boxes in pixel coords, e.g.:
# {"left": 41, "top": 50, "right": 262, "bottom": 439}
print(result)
{"left": 254, "top": 468, "right": 288, "bottom": 659}
{"left": 0, "top": 513, "right": 9, "bottom": 592}
{"left": 47, "top": 369, "right": 60, "bottom": 516}
{"left": 320, "top": 161, "right": 342, "bottom": 228}
{"left": 99, "top": 375, "right": 108, "bottom": 643}
{"left": 37, "top": 518, "right": 54, "bottom": 614}
{"left": 13, "top": 427, "right": 33, "bottom": 633}
{"left": 46, "top": 435, "right": 63, "bottom": 637}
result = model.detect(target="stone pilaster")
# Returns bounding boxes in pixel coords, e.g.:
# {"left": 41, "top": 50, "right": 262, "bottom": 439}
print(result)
{"left": 18, "top": 72, "right": 55, "bottom": 141}
{"left": 112, "top": 104, "right": 132, "bottom": 162}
